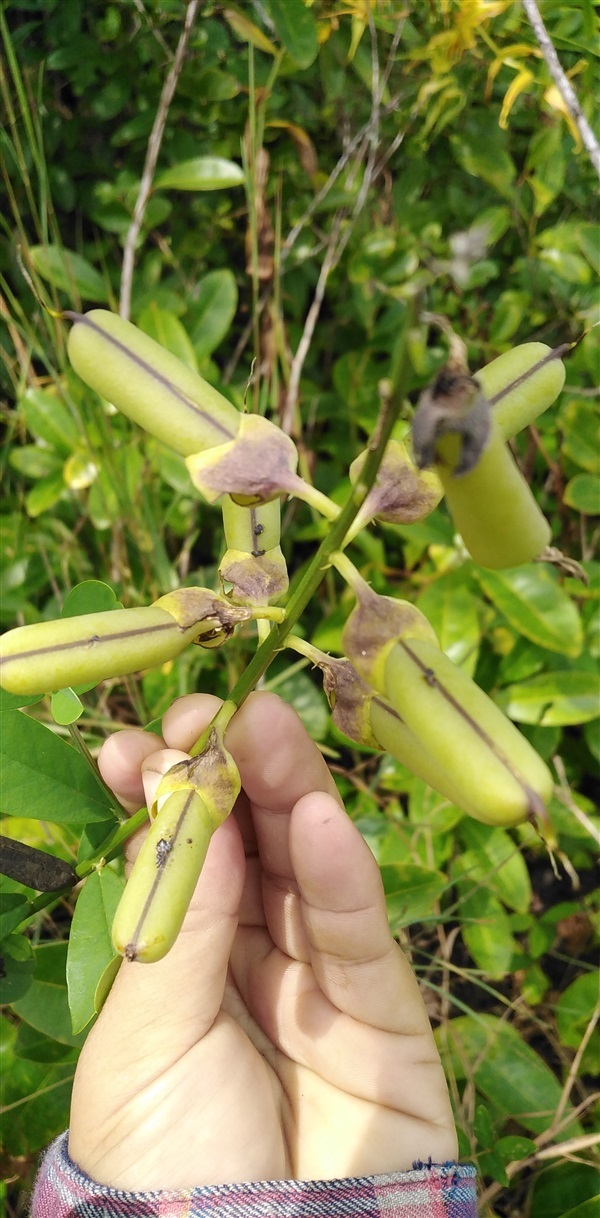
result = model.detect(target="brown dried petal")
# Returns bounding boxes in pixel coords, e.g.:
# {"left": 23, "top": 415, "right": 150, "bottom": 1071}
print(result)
{"left": 320, "top": 656, "right": 380, "bottom": 748}
{"left": 219, "top": 547, "right": 289, "bottom": 606}
{"left": 153, "top": 587, "right": 252, "bottom": 634}
{"left": 186, "top": 414, "right": 300, "bottom": 505}
{"left": 154, "top": 726, "right": 241, "bottom": 826}
{"left": 411, "top": 362, "right": 492, "bottom": 475}
{"left": 350, "top": 440, "right": 442, "bottom": 525}
{"left": 342, "top": 584, "right": 437, "bottom": 692}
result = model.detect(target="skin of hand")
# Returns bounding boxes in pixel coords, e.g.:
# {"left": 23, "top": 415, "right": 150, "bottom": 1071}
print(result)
{"left": 69, "top": 692, "right": 458, "bottom": 1190}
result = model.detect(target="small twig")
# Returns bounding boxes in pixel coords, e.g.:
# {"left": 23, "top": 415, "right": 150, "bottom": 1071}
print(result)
{"left": 119, "top": 1, "right": 200, "bottom": 319}
{"left": 522, "top": 0, "right": 600, "bottom": 179}
{"left": 553, "top": 754, "right": 600, "bottom": 848}
{"left": 281, "top": 212, "right": 344, "bottom": 434}
{"left": 554, "top": 1006, "right": 600, "bottom": 1129}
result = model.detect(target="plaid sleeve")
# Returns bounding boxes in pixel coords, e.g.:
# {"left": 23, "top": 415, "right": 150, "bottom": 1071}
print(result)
{"left": 31, "top": 1132, "right": 478, "bottom": 1217}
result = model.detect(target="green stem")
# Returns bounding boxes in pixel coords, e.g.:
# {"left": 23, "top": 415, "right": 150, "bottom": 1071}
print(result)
{"left": 67, "top": 721, "right": 128, "bottom": 824}
{"left": 13, "top": 805, "right": 150, "bottom": 933}
{"left": 212, "top": 319, "right": 413, "bottom": 717}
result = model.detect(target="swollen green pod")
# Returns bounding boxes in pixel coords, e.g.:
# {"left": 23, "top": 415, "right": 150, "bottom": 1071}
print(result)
{"left": 436, "top": 419, "right": 551, "bottom": 568}
{"left": 112, "top": 789, "right": 215, "bottom": 963}
{"left": 383, "top": 637, "right": 553, "bottom": 826}
{"left": 0, "top": 606, "right": 207, "bottom": 697}
{"left": 477, "top": 342, "right": 567, "bottom": 439}
{"left": 67, "top": 310, "right": 240, "bottom": 456}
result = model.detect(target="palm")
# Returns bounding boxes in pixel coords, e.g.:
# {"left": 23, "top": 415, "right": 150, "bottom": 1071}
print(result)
{"left": 69, "top": 694, "right": 457, "bottom": 1190}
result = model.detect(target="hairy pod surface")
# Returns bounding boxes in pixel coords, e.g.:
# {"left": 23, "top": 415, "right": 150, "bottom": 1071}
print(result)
{"left": 383, "top": 638, "right": 553, "bottom": 827}
{"left": 67, "top": 310, "right": 240, "bottom": 456}
{"left": 436, "top": 419, "right": 551, "bottom": 568}
{"left": 0, "top": 606, "right": 210, "bottom": 696}
{"left": 111, "top": 789, "right": 216, "bottom": 963}
{"left": 477, "top": 343, "right": 566, "bottom": 439}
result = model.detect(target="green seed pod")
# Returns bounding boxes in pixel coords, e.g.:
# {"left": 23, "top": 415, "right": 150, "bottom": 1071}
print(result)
{"left": 219, "top": 495, "right": 289, "bottom": 605}
{"left": 111, "top": 789, "right": 215, "bottom": 963}
{"left": 436, "top": 418, "right": 551, "bottom": 568}
{"left": 67, "top": 310, "right": 240, "bottom": 456}
{"left": 383, "top": 637, "right": 553, "bottom": 827}
{"left": 369, "top": 698, "right": 478, "bottom": 814}
{"left": 221, "top": 495, "right": 282, "bottom": 553}
{"left": 340, "top": 565, "right": 438, "bottom": 692}
{"left": 477, "top": 342, "right": 567, "bottom": 439}
{"left": 0, "top": 606, "right": 213, "bottom": 697}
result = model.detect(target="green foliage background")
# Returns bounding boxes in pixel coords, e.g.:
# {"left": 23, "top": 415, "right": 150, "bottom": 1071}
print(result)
{"left": 1, "top": 2, "right": 598, "bottom": 1214}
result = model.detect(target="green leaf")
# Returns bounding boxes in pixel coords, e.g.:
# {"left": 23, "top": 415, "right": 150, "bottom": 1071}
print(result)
{"left": 458, "top": 822, "right": 531, "bottom": 913}
{"left": 21, "top": 387, "right": 81, "bottom": 453}
{"left": 190, "top": 269, "right": 238, "bottom": 359}
{"left": 0, "top": 1051, "right": 74, "bottom": 1155}
{"left": 0, "top": 710, "right": 114, "bottom": 823}
{"left": 67, "top": 867, "right": 124, "bottom": 1033}
{"left": 530, "top": 1163, "right": 600, "bottom": 1218}
{"left": 223, "top": 7, "right": 278, "bottom": 55}
{"left": 560, "top": 1199, "right": 600, "bottom": 1218}
{"left": 477, "top": 567, "right": 583, "bottom": 658}
{"left": 556, "top": 971, "right": 600, "bottom": 1073}
{"left": 137, "top": 305, "right": 198, "bottom": 370}
{"left": 380, "top": 863, "right": 447, "bottom": 929}
{"left": 564, "top": 473, "right": 600, "bottom": 515}
{"left": 12, "top": 942, "right": 86, "bottom": 1047}
{"left": 28, "top": 245, "right": 109, "bottom": 302}
{"left": 9, "top": 445, "right": 62, "bottom": 479}
{"left": 266, "top": 0, "right": 318, "bottom": 68}
{"left": 0, "top": 893, "right": 31, "bottom": 940}
{"left": 495, "top": 670, "right": 600, "bottom": 726}
{"left": 496, "top": 1134, "right": 537, "bottom": 1162}
{"left": 456, "top": 875, "right": 516, "bottom": 978}
{"left": 50, "top": 687, "right": 84, "bottom": 725}
{"left": 154, "top": 157, "right": 244, "bottom": 191}
{"left": 61, "top": 579, "right": 121, "bottom": 618}
{"left": 0, "top": 937, "right": 36, "bottom": 1004}
{"left": 25, "top": 473, "right": 65, "bottom": 517}
{"left": 416, "top": 578, "right": 481, "bottom": 675}
{"left": 437, "top": 1013, "right": 583, "bottom": 1136}
{"left": 451, "top": 115, "right": 516, "bottom": 200}
{"left": 268, "top": 668, "right": 329, "bottom": 741}
{"left": 560, "top": 400, "right": 600, "bottom": 473}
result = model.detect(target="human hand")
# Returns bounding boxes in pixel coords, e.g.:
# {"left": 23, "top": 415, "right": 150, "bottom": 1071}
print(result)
{"left": 69, "top": 692, "right": 458, "bottom": 1190}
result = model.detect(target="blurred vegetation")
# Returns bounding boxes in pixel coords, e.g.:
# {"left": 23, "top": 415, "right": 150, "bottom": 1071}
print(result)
{"left": 1, "top": 2, "right": 599, "bottom": 1214}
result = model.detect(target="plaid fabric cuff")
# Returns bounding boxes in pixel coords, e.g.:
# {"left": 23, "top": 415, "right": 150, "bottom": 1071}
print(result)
{"left": 31, "top": 1132, "right": 478, "bottom": 1217}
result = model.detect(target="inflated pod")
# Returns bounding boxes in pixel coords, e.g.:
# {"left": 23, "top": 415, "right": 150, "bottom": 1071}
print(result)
{"left": 477, "top": 342, "right": 567, "bottom": 439}
{"left": 383, "top": 637, "right": 553, "bottom": 826}
{"left": 111, "top": 789, "right": 215, "bottom": 963}
{"left": 67, "top": 310, "right": 240, "bottom": 456}
{"left": 0, "top": 606, "right": 207, "bottom": 697}
{"left": 435, "top": 419, "right": 551, "bottom": 568}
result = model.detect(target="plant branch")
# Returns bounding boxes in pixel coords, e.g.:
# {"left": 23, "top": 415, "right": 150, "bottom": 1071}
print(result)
{"left": 119, "top": 0, "right": 200, "bottom": 319}
{"left": 219, "top": 319, "right": 413, "bottom": 712}
{"left": 522, "top": 0, "right": 600, "bottom": 179}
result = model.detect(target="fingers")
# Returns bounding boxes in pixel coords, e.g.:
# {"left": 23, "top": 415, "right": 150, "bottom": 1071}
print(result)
{"left": 98, "top": 728, "right": 166, "bottom": 812}
{"left": 289, "top": 791, "right": 431, "bottom": 1036}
